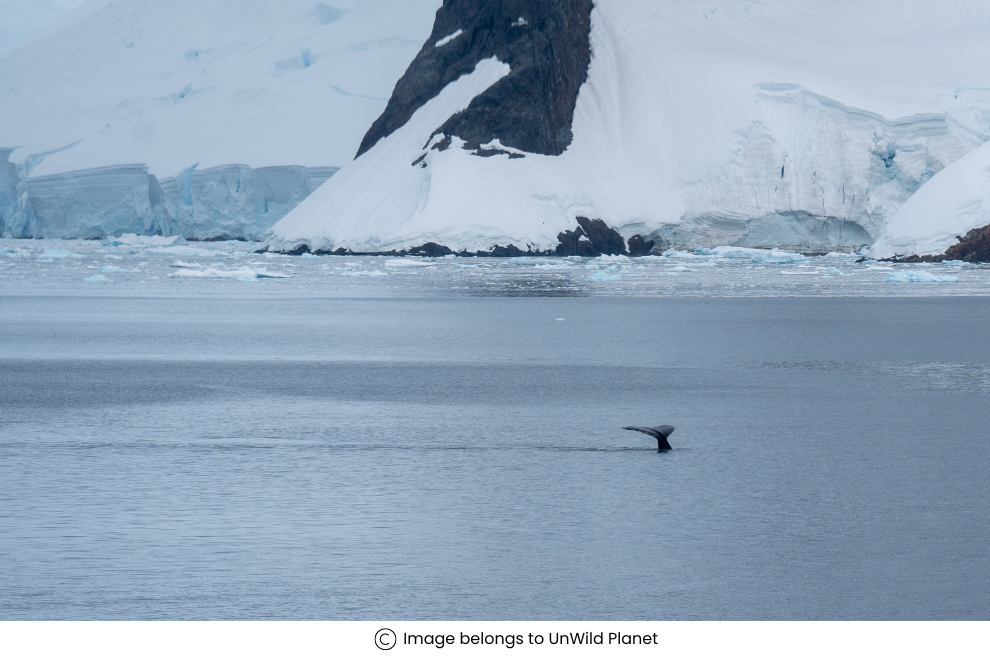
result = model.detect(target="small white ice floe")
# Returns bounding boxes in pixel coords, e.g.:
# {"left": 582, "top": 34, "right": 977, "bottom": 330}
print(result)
{"left": 594, "top": 254, "right": 631, "bottom": 264}
{"left": 340, "top": 269, "right": 388, "bottom": 277}
{"left": 100, "top": 266, "right": 131, "bottom": 274}
{"left": 385, "top": 258, "right": 432, "bottom": 268}
{"left": 751, "top": 250, "right": 810, "bottom": 265}
{"left": 586, "top": 271, "right": 622, "bottom": 282}
{"left": 884, "top": 270, "right": 959, "bottom": 283}
{"left": 147, "top": 246, "right": 217, "bottom": 257}
{"left": 85, "top": 274, "right": 109, "bottom": 282}
{"left": 434, "top": 29, "right": 463, "bottom": 47}
{"left": 103, "top": 233, "right": 180, "bottom": 247}
{"left": 43, "top": 249, "right": 83, "bottom": 259}
{"left": 668, "top": 265, "right": 691, "bottom": 272}
{"left": 168, "top": 267, "right": 290, "bottom": 281}
{"left": 779, "top": 270, "right": 819, "bottom": 275}
{"left": 941, "top": 260, "right": 966, "bottom": 267}
{"left": 556, "top": 318, "right": 566, "bottom": 321}
{"left": 171, "top": 261, "right": 202, "bottom": 268}
{"left": 512, "top": 17, "right": 528, "bottom": 26}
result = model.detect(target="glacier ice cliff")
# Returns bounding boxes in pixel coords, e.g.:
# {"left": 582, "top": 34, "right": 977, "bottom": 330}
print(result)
{"left": 0, "top": 158, "right": 337, "bottom": 240}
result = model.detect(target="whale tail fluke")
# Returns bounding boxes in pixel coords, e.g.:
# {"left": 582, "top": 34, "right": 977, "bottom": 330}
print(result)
{"left": 623, "top": 425, "right": 675, "bottom": 452}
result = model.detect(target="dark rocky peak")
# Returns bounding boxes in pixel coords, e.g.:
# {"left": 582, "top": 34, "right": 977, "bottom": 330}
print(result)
{"left": 356, "top": 0, "right": 594, "bottom": 159}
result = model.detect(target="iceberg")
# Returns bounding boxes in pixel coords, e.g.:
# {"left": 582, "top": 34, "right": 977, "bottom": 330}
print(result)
{"left": 883, "top": 270, "right": 960, "bottom": 283}
{"left": 586, "top": 271, "right": 622, "bottom": 283}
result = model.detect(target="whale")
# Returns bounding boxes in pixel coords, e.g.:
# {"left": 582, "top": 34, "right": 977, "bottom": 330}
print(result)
{"left": 622, "top": 425, "right": 675, "bottom": 452}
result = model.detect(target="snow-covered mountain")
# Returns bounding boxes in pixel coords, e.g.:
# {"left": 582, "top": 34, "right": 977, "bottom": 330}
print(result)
{"left": 267, "top": 0, "right": 990, "bottom": 256}
{"left": 0, "top": 0, "right": 441, "bottom": 239}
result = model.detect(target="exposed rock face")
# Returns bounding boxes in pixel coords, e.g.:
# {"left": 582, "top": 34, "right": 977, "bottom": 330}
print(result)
{"left": 356, "top": 0, "right": 594, "bottom": 158}
{"left": 626, "top": 234, "right": 656, "bottom": 257}
{"left": 945, "top": 224, "right": 990, "bottom": 262}
{"left": 556, "top": 217, "right": 627, "bottom": 256}
{"left": 880, "top": 223, "right": 990, "bottom": 263}
{"left": 276, "top": 217, "right": 653, "bottom": 258}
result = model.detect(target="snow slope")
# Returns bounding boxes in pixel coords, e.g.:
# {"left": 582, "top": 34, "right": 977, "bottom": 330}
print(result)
{"left": 267, "top": 0, "right": 990, "bottom": 254}
{"left": 0, "top": 0, "right": 441, "bottom": 176}
{"left": 0, "top": 0, "right": 86, "bottom": 53}
{"left": 0, "top": 0, "right": 441, "bottom": 238}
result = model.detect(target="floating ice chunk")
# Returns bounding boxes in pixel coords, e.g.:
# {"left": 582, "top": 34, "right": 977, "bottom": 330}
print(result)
{"left": 100, "top": 266, "right": 130, "bottom": 273}
{"left": 883, "top": 270, "right": 959, "bottom": 283}
{"left": 168, "top": 267, "right": 290, "bottom": 280}
{"left": 586, "top": 271, "right": 622, "bottom": 282}
{"left": 941, "top": 260, "right": 966, "bottom": 267}
{"left": 779, "top": 270, "right": 818, "bottom": 275}
{"left": 594, "top": 254, "right": 631, "bottom": 263}
{"left": 434, "top": 29, "right": 463, "bottom": 47}
{"left": 828, "top": 267, "right": 841, "bottom": 275}
{"left": 749, "top": 250, "right": 810, "bottom": 265}
{"left": 340, "top": 269, "right": 388, "bottom": 277}
{"left": 105, "top": 234, "right": 181, "bottom": 247}
{"left": 693, "top": 248, "right": 714, "bottom": 255}
{"left": 825, "top": 252, "right": 861, "bottom": 259}
{"left": 85, "top": 274, "right": 109, "bottom": 282}
{"left": 385, "top": 258, "right": 432, "bottom": 268}
{"left": 171, "top": 261, "right": 202, "bottom": 268}
{"left": 555, "top": 317, "right": 565, "bottom": 321}
{"left": 668, "top": 265, "right": 691, "bottom": 272}
{"left": 253, "top": 269, "right": 290, "bottom": 279}
{"left": 147, "top": 246, "right": 217, "bottom": 256}
{"left": 42, "top": 249, "right": 83, "bottom": 259}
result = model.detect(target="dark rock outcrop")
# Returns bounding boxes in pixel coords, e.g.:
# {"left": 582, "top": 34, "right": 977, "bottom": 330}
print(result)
{"left": 356, "top": 0, "right": 594, "bottom": 159}
{"left": 879, "top": 223, "right": 990, "bottom": 263}
{"left": 556, "top": 217, "right": 627, "bottom": 257}
{"left": 945, "top": 223, "right": 990, "bottom": 262}
{"left": 271, "top": 218, "right": 643, "bottom": 258}
{"left": 626, "top": 234, "right": 656, "bottom": 256}
{"left": 407, "top": 242, "right": 454, "bottom": 257}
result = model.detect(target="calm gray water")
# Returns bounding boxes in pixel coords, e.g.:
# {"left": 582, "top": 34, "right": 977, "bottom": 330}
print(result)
{"left": 2, "top": 295, "right": 989, "bottom": 619}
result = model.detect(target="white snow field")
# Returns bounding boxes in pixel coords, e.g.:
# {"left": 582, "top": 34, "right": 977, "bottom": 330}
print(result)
{"left": 267, "top": 0, "right": 990, "bottom": 255}
{"left": 0, "top": 0, "right": 442, "bottom": 239}
{"left": 0, "top": 0, "right": 86, "bottom": 52}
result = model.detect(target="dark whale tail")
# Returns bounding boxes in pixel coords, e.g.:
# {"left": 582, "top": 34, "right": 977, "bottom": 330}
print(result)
{"left": 623, "top": 425, "right": 675, "bottom": 452}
